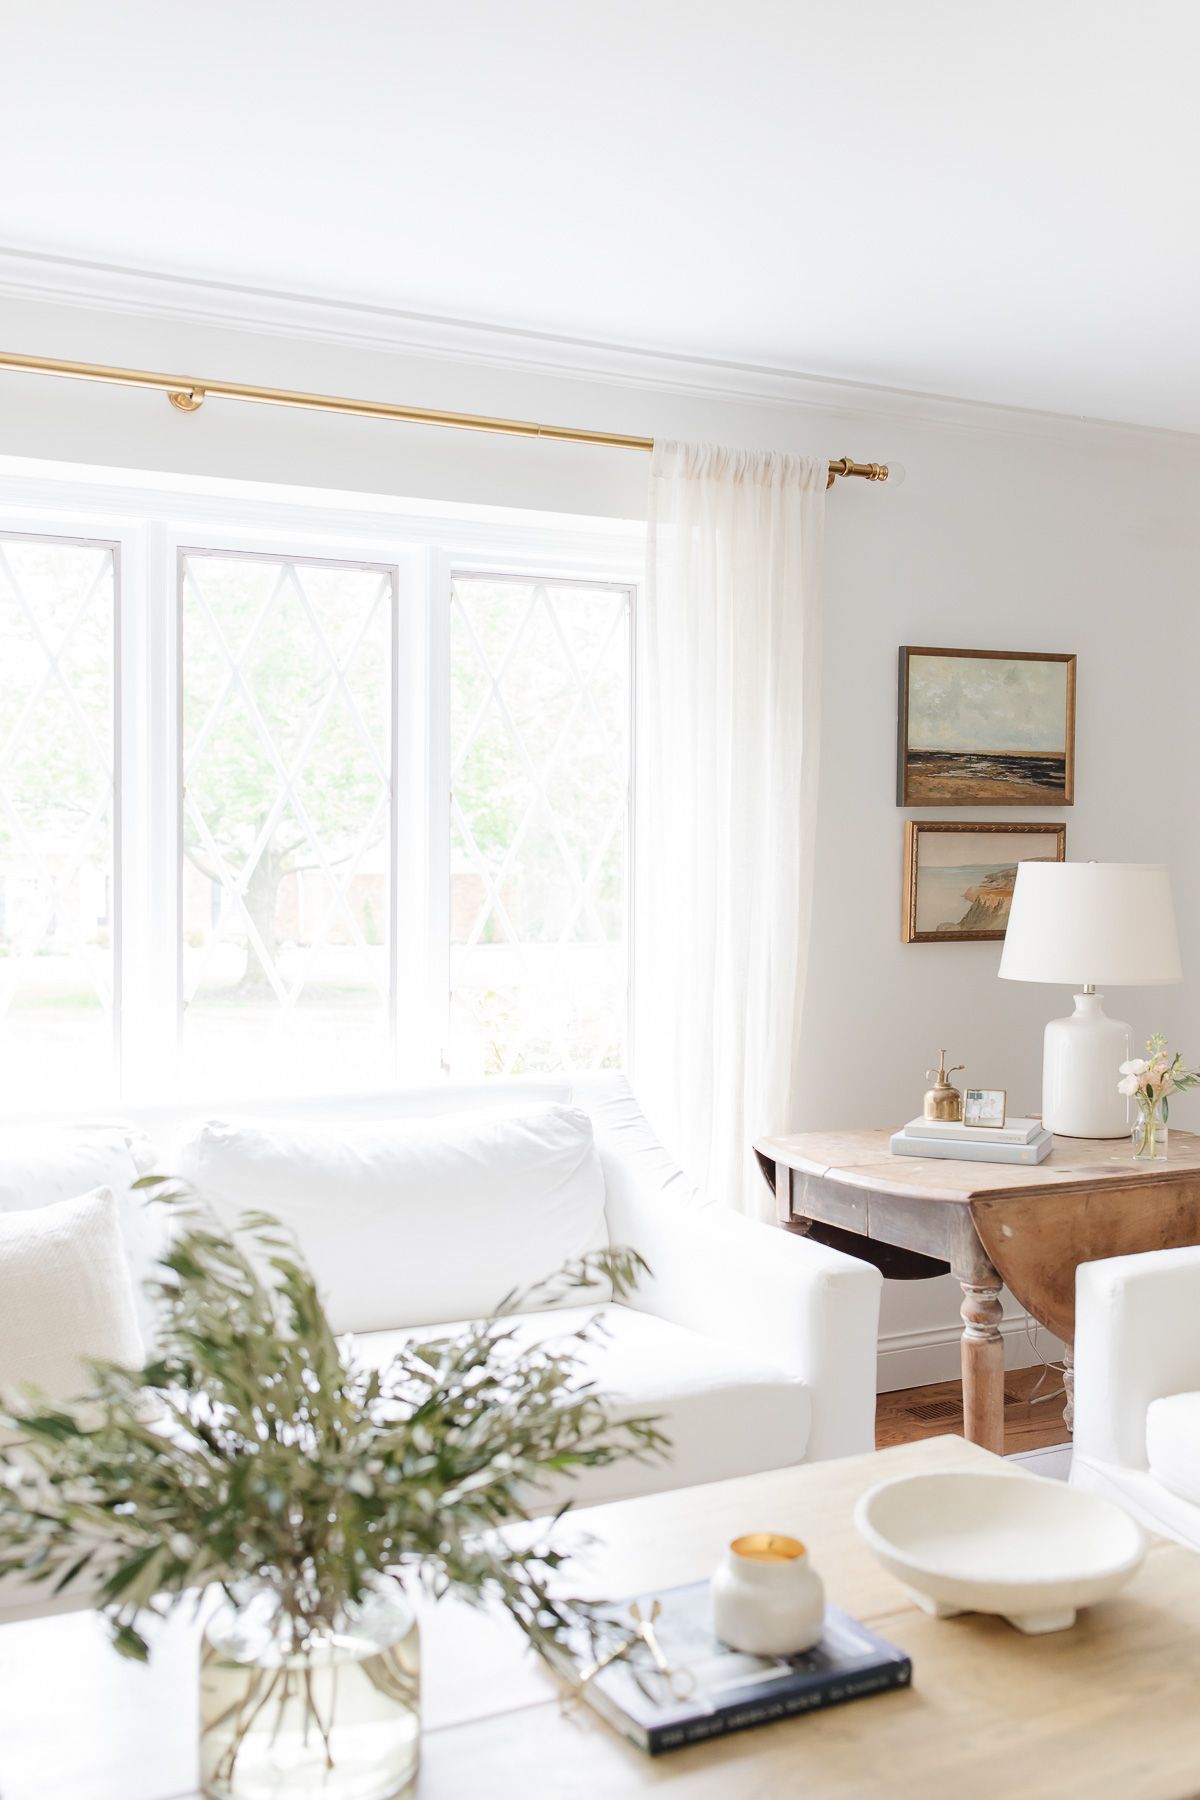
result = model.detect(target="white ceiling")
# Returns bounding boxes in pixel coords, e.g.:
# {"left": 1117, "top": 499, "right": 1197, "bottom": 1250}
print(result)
{"left": 4, "top": 1, "right": 1200, "bottom": 431}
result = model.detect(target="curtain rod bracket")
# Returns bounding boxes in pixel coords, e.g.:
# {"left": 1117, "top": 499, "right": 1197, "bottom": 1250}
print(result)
{"left": 167, "top": 387, "right": 205, "bottom": 413}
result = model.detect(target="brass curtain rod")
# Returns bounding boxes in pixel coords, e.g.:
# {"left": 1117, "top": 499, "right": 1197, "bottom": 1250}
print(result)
{"left": 0, "top": 350, "right": 891, "bottom": 484}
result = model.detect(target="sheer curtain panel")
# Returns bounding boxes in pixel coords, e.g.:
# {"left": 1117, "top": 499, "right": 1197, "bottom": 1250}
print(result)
{"left": 635, "top": 442, "right": 825, "bottom": 1219}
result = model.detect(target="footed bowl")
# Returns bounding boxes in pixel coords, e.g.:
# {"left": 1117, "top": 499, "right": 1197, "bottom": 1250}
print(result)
{"left": 854, "top": 1470, "right": 1145, "bottom": 1635}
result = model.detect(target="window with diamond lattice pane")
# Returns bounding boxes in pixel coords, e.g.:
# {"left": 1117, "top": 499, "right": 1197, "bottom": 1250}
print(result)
{"left": 0, "top": 536, "right": 116, "bottom": 1109}
{"left": 180, "top": 552, "right": 394, "bottom": 1094}
{"left": 449, "top": 574, "right": 631, "bottom": 1075}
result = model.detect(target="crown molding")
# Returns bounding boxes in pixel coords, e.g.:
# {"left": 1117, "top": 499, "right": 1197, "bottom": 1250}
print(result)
{"left": 1, "top": 242, "right": 1199, "bottom": 458}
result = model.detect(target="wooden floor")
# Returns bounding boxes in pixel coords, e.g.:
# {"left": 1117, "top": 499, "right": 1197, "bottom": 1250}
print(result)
{"left": 876, "top": 1363, "right": 1068, "bottom": 1453}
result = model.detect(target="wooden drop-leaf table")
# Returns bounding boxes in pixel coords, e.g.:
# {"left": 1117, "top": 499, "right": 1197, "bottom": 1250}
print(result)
{"left": 754, "top": 1127, "right": 1200, "bottom": 1454}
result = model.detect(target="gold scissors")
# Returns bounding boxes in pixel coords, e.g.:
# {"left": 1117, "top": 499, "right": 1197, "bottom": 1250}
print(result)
{"left": 565, "top": 1622, "right": 647, "bottom": 1711}
{"left": 630, "top": 1599, "right": 696, "bottom": 1701}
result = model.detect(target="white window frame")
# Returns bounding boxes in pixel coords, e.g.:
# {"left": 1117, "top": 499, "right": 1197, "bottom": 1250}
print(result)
{"left": 0, "top": 462, "right": 642, "bottom": 1103}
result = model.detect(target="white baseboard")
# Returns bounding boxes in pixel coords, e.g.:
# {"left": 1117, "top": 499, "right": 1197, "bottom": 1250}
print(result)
{"left": 876, "top": 1314, "right": 1065, "bottom": 1392}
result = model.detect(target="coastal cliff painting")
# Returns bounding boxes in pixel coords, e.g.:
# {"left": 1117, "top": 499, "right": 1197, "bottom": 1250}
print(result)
{"left": 902, "top": 821, "right": 1066, "bottom": 943}
{"left": 897, "top": 647, "right": 1076, "bottom": 805}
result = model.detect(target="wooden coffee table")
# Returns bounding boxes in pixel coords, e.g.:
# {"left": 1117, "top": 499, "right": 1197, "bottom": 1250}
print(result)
{"left": 755, "top": 1127, "right": 1200, "bottom": 1454}
{"left": 4, "top": 1435, "right": 1200, "bottom": 1800}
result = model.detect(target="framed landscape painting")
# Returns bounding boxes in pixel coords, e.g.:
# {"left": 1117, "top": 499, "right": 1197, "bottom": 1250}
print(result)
{"left": 897, "top": 647, "right": 1076, "bottom": 805}
{"left": 902, "top": 820, "right": 1066, "bottom": 943}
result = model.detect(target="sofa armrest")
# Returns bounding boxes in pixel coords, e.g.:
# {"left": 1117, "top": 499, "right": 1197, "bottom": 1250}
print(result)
{"left": 1074, "top": 1246, "right": 1200, "bottom": 1471}
{"left": 588, "top": 1082, "right": 881, "bottom": 1461}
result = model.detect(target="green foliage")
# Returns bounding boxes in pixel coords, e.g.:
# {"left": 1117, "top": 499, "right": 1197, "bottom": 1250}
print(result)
{"left": 0, "top": 1180, "right": 665, "bottom": 1663}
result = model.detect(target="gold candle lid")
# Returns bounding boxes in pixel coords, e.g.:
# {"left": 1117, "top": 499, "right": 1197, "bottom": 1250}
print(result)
{"left": 730, "top": 1532, "right": 806, "bottom": 1563}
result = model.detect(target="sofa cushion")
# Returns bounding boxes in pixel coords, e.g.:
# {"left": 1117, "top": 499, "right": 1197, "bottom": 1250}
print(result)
{"left": 356, "top": 1303, "right": 812, "bottom": 1511}
{"left": 175, "top": 1104, "right": 608, "bottom": 1334}
{"left": 1146, "top": 1391, "right": 1200, "bottom": 1506}
{"left": 0, "top": 1125, "right": 166, "bottom": 1337}
{"left": 0, "top": 1188, "right": 144, "bottom": 1407}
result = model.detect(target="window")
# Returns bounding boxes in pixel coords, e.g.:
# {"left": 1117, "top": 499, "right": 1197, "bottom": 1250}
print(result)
{"left": 0, "top": 534, "right": 117, "bottom": 1110}
{"left": 180, "top": 551, "right": 396, "bottom": 1094}
{"left": 0, "top": 480, "right": 638, "bottom": 1110}
{"left": 448, "top": 574, "right": 631, "bottom": 1075}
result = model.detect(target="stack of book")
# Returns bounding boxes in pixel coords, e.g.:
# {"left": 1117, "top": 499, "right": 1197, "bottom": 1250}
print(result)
{"left": 890, "top": 1115, "right": 1052, "bottom": 1165}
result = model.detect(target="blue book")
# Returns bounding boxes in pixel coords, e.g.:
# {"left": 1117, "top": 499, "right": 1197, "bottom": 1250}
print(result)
{"left": 545, "top": 1583, "right": 911, "bottom": 1755}
{"left": 890, "top": 1126, "right": 1053, "bottom": 1165}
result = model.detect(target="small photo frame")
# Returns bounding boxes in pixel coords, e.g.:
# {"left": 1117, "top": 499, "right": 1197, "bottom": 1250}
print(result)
{"left": 963, "top": 1088, "right": 1007, "bottom": 1129}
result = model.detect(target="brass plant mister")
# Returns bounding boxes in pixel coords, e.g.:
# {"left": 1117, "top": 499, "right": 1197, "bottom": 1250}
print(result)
{"left": 924, "top": 1051, "right": 965, "bottom": 1122}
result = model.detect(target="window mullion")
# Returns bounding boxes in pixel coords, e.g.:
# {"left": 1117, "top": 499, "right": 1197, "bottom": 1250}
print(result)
{"left": 425, "top": 550, "right": 452, "bottom": 1076}
{"left": 118, "top": 522, "right": 180, "bottom": 1099}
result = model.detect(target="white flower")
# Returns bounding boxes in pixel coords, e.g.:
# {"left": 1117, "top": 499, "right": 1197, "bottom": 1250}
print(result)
{"left": 1118, "top": 1074, "right": 1141, "bottom": 1096}
{"left": 1119, "top": 1059, "right": 1150, "bottom": 1077}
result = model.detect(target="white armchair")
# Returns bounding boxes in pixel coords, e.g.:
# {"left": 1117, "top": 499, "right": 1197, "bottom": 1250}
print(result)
{"left": 1071, "top": 1245, "right": 1200, "bottom": 1549}
{"left": 585, "top": 1080, "right": 881, "bottom": 1462}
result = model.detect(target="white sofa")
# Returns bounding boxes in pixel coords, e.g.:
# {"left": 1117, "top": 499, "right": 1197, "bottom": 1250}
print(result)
{"left": 0, "top": 1074, "right": 882, "bottom": 1624}
{"left": 1071, "top": 1245, "right": 1200, "bottom": 1549}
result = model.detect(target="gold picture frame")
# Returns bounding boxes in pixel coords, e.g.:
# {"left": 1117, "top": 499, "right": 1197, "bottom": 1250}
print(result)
{"left": 902, "top": 820, "right": 1067, "bottom": 944}
{"left": 963, "top": 1087, "right": 1008, "bottom": 1128}
{"left": 897, "top": 646, "right": 1077, "bottom": 807}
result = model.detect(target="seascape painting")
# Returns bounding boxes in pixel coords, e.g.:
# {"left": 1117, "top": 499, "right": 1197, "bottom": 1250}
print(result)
{"left": 898, "top": 647, "right": 1076, "bottom": 805}
{"left": 902, "top": 821, "right": 1066, "bottom": 943}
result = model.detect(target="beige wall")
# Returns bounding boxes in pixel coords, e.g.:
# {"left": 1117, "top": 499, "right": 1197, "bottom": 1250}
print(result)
{"left": 2, "top": 286, "right": 1198, "bottom": 1382}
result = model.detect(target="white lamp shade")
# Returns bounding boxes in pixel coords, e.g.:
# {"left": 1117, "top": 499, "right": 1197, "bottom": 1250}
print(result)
{"left": 999, "top": 862, "right": 1182, "bottom": 987}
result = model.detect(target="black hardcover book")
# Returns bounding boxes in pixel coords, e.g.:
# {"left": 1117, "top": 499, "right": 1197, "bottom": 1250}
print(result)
{"left": 546, "top": 1581, "right": 912, "bottom": 1755}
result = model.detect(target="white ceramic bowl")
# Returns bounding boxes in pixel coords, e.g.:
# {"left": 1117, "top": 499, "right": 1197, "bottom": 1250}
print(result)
{"left": 854, "top": 1471, "right": 1146, "bottom": 1634}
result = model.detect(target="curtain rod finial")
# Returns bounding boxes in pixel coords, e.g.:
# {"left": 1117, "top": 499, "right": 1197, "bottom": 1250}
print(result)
{"left": 828, "top": 457, "right": 903, "bottom": 487}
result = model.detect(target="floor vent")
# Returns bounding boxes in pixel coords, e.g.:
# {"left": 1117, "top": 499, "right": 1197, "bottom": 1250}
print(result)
{"left": 905, "top": 1399, "right": 963, "bottom": 1424}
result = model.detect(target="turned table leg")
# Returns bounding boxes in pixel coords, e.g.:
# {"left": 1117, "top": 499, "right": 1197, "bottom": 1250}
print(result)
{"left": 959, "top": 1278, "right": 1005, "bottom": 1455}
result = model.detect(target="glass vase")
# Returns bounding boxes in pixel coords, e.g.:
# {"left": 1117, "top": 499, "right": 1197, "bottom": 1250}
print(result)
{"left": 199, "top": 1581, "right": 420, "bottom": 1800}
{"left": 1132, "top": 1102, "right": 1168, "bottom": 1162}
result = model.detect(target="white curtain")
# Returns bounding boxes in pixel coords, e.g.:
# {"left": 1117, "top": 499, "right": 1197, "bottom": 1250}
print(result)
{"left": 634, "top": 441, "right": 825, "bottom": 1221}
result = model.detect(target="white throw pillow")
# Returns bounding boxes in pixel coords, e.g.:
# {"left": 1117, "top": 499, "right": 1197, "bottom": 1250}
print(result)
{"left": 175, "top": 1104, "right": 609, "bottom": 1333}
{"left": 0, "top": 1125, "right": 166, "bottom": 1337}
{"left": 0, "top": 1187, "right": 144, "bottom": 1405}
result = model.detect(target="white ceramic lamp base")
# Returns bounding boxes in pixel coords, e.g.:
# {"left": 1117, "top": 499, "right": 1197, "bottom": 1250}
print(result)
{"left": 1042, "top": 991, "right": 1131, "bottom": 1139}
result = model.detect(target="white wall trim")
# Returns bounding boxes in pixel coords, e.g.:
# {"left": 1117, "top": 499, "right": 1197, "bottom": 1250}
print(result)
{"left": 877, "top": 1316, "right": 1066, "bottom": 1393}
{"left": 0, "top": 457, "right": 645, "bottom": 576}
{"left": 4, "top": 243, "right": 1200, "bottom": 459}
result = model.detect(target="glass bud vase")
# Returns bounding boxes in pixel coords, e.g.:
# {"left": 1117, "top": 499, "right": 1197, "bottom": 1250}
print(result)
{"left": 199, "top": 1581, "right": 420, "bottom": 1800}
{"left": 1132, "top": 1102, "right": 1168, "bottom": 1162}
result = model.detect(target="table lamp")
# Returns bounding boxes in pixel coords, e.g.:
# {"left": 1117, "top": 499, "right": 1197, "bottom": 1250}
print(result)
{"left": 999, "top": 862, "right": 1182, "bottom": 1138}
